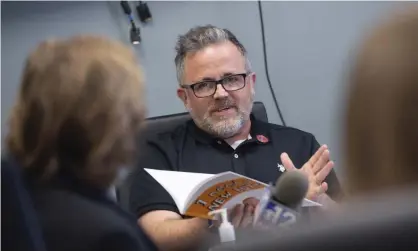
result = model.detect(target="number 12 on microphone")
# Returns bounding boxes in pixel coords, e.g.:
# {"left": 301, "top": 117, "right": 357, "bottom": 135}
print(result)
{"left": 255, "top": 201, "right": 298, "bottom": 228}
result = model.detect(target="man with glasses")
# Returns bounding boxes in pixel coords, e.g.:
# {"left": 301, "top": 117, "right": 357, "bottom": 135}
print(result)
{"left": 129, "top": 25, "right": 343, "bottom": 251}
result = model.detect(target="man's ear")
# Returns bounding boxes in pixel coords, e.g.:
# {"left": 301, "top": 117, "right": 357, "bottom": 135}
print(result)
{"left": 177, "top": 88, "right": 188, "bottom": 105}
{"left": 250, "top": 73, "right": 256, "bottom": 88}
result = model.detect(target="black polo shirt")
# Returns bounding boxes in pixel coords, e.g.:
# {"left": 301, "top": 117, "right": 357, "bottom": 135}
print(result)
{"left": 129, "top": 116, "right": 343, "bottom": 218}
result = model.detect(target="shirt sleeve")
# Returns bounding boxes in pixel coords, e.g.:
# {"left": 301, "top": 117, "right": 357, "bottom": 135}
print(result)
{"left": 310, "top": 136, "right": 345, "bottom": 202}
{"left": 129, "top": 141, "right": 180, "bottom": 219}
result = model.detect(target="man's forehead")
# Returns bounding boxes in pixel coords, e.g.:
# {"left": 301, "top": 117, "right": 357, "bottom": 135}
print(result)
{"left": 182, "top": 42, "right": 246, "bottom": 83}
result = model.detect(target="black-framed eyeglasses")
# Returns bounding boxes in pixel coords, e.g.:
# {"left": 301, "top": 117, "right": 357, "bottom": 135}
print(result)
{"left": 181, "top": 73, "right": 249, "bottom": 98}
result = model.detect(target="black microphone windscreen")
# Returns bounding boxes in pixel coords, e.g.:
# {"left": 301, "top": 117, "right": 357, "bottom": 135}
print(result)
{"left": 273, "top": 171, "right": 309, "bottom": 209}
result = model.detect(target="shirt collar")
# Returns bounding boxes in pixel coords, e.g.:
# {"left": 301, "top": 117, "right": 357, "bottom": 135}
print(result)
{"left": 187, "top": 114, "right": 272, "bottom": 145}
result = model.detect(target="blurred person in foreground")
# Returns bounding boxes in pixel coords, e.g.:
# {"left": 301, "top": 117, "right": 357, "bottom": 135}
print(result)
{"left": 344, "top": 7, "right": 418, "bottom": 198}
{"left": 4, "top": 36, "right": 157, "bottom": 251}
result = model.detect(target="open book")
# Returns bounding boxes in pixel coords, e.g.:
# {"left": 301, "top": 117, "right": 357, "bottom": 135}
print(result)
{"left": 145, "top": 168, "right": 321, "bottom": 219}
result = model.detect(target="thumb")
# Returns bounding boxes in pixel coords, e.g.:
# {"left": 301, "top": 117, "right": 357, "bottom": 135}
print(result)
{"left": 280, "top": 152, "right": 296, "bottom": 171}
{"left": 321, "top": 182, "right": 329, "bottom": 194}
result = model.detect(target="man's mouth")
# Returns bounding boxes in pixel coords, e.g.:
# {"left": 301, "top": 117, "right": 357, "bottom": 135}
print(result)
{"left": 212, "top": 106, "right": 236, "bottom": 114}
{"left": 217, "top": 106, "right": 232, "bottom": 111}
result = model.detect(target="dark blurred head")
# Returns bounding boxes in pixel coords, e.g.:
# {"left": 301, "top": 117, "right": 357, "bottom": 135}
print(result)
{"left": 345, "top": 8, "right": 418, "bottom": 196}
{"left": 6, "top": 35, "right": 146, "bottom": 189}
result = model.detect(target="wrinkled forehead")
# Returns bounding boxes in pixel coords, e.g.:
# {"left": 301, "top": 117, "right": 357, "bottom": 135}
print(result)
{"left": 182, "top": 42, "right": 247, "bottom": 85}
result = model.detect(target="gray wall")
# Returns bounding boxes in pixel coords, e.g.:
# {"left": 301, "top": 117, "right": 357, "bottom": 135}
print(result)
{"left": 1, "top": 1, "right": 399, "bottom": 175}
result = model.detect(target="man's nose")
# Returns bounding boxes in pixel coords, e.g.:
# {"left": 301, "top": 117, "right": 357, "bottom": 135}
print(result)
{"left": 213, "top": 84, "right": 229, "bottom": 99}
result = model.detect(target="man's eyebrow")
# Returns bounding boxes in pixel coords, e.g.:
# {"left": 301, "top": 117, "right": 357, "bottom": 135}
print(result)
{"left": 201, "top": 77, "right": 216, "bottom": 81}
{"left": 200, "top": 72, "right": 235, "bottom": 82}
{"left": 221, "top": 72, "right": 235, "bottom": 77}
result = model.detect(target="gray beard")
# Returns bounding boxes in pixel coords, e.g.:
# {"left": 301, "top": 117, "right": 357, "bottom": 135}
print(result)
{"left": 189, "top": 92, "right": 255, "bottom": 139}
{"left": 200, "top": 112, "right": 247, "bottom": 139}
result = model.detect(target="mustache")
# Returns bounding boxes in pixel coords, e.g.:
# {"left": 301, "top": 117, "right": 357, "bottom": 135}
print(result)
{"left": 209, "top": 99, "right": 237, "bottom": 112}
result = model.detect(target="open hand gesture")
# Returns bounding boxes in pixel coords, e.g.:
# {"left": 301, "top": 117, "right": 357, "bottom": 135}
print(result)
{"left": 280, "top": 145, "right": 334, "bottom": 201}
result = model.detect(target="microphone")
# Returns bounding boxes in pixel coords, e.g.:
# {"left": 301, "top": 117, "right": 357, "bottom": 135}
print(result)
{"left": 253, "top": 171, "right": 309, "bottom": 228}
{"left": 206, "top": 172, "right": 309, "bottom": 251}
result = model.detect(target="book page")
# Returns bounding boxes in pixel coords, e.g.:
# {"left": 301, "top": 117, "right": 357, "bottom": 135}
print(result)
{"left": 302, "top": 198, "right": 321, "bottom": 207}
{"left": 183, "top": 172, "right": 322, "bottom": 219}
{"left": 184, "top": 172, "right": 267, "bottom": 219}
{"left": 145, "top": 169, "right": 321, "bottom": 218}
{"left": 144, "top": 168, "right": 213, "bottom": 213}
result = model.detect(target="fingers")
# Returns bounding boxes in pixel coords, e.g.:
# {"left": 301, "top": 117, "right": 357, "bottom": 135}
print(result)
{"left": 243, "top": 197, "right": 260, "bottom": 208}
{"left": 312, "top": 149, "right": 330, "bottom": 174}
{"left": 307, "top": 182, "right": 329, "bottom": 201}
{"left": 321, "top": 182, "right": 329, "bottom": 194}
{"left": 228, "top": 199, "right": 259, "bottom": 228}
{"left": 280, "top": 153, "right": 296, "bottom": 171}
{"left": 241, "top": 203, "right": 255, "bottom": 228}
{"left": 307, "top": 145, "right": 328, "bottom": 167}
{"left": 315, "top": 161, "right": 334, "bottom": 184}
{"left": 240, "top": 197, "right": 259, "bottom": 227}
{"left": 281, "top": 145, "right": 330, "bottom": 173}
{"left": 230, "top": 204, "right": 245, "bottom": 226}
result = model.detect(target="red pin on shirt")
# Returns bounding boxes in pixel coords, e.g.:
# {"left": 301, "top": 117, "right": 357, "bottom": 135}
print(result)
{"left": 256, "top": 135, "right": 269, "bottom": 143}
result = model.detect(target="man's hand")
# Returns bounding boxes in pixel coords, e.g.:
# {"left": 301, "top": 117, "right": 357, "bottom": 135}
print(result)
{"left": 280, "top": 145, "right": 334, "bottom": 201}
{"left": 213, "top": 197, "right": 259, "bottom": 228}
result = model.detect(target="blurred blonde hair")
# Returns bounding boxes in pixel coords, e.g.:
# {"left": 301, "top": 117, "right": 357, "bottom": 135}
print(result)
{"left": 6, "top": 35, "right": 146, "bottom": 188}
{"left": 345, "top": 8, "right": 418, "bottom": 195}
